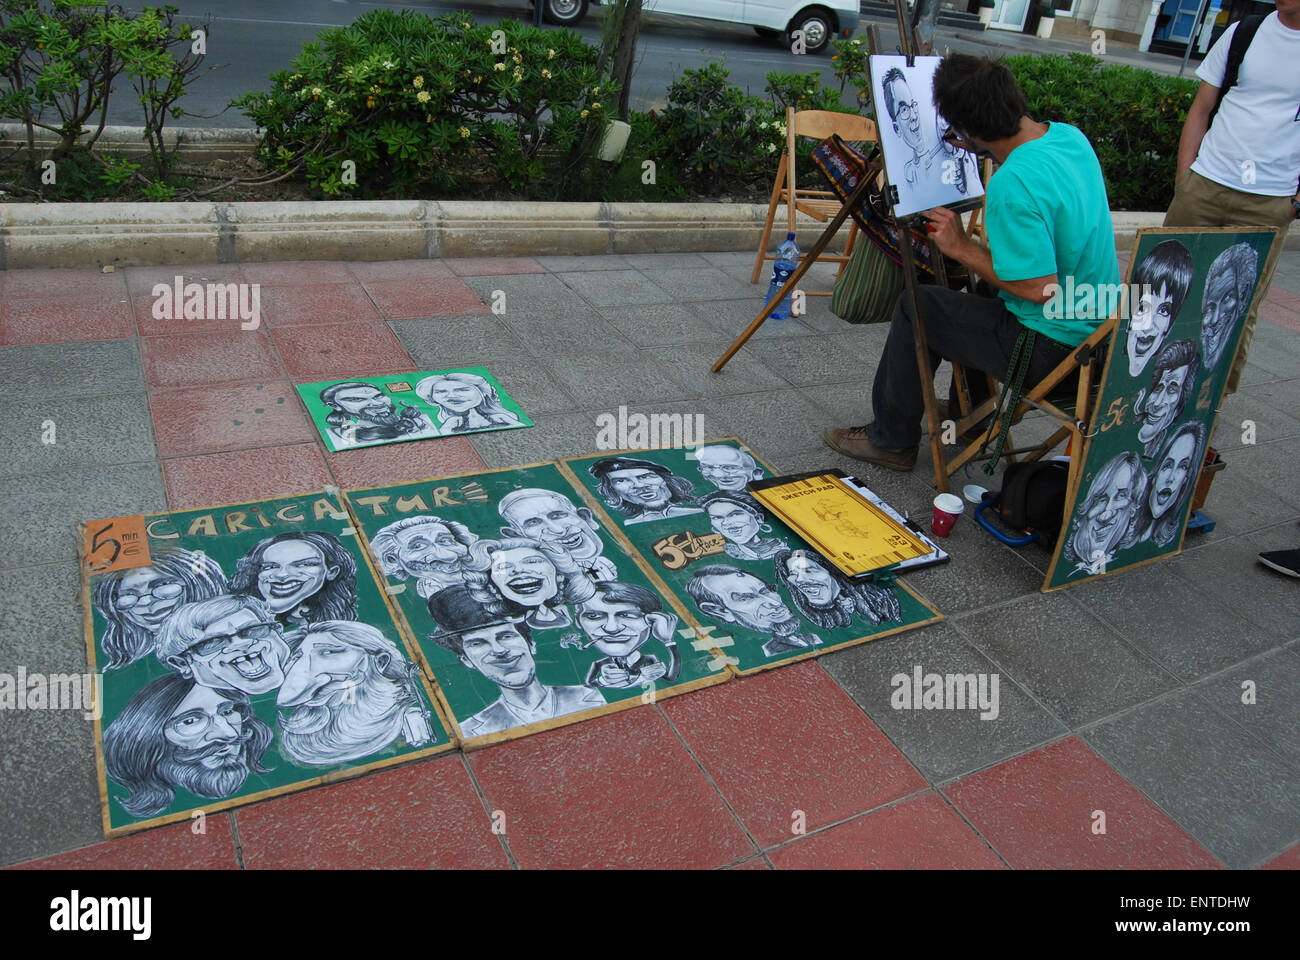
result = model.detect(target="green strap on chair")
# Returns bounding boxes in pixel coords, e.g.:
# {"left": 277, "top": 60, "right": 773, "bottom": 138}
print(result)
{"left": 980, "top": 328, "right": 1036, "bottom": 476}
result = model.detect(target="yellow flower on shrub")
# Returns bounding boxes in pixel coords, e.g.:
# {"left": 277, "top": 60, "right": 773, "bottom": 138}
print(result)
{"left": 548, "top": 48, "right": 556, "bottom": 59}
{"left": 413, "top": 75, "right": 424, "bottom": 88}
{"left": 581, "top": 109, "right": 589, "bottom": 118}
{"left": 417, "top": 90, "right": 431, "bottom": 103}
{"left": 542, "top": 69, "right": 552, "bottom": 79}
{"left": 494, "top": 62, "right": 505, "bottom": 72}
{"left": 459, "top": 127, "right": 471, "bottom": 138}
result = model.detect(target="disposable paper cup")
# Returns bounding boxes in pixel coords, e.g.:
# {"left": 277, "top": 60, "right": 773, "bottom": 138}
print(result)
{"left": 963, "top": 484, "right": 989, "bottom": 506}
{"left": 932, "top": 493, "right": 965, "bottom": 538}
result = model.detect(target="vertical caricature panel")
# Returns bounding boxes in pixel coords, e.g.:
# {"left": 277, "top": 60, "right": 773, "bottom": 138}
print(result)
{"left": 562, "top": 440, "right": 944, "bottom": 676}
{"left": 345, "top": 465, "right": 728, "bottom": 748}
{"left": 868, "top": 54, "right": 985, "bottom": 219}
{"left": 1045, "top": 227, "right": 1280, "bottom": 590}
{"left": 82, "top": 494, "right": 452, "bottom": 837}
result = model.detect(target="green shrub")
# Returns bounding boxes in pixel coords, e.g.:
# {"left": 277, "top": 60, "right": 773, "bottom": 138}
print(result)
{"left": 1004, "top": 53, "right": 1196, "bottom": 210}
{"left": 235, "top": 9, "right": 611, "bottom": 199}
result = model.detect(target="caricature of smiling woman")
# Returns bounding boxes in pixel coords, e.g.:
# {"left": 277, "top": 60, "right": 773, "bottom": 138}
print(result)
{"left": 699, "top": 491, "right": 785, "bottom": 561}
{"left": 1126, "top": 240, "right": 1193, "bottom": 378}
{"left": 462, "top": 538, "right": 596, "bottom": 631}
{"left": 414, "top": 372, "right": 523, "bottom": 434}
{"left": 230, "top": 531, "right": 358, "bottom": 628}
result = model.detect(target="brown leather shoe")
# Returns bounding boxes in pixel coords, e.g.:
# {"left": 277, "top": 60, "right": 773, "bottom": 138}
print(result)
{"left": 823, "top": 425, "right": 918, "bottom": 471}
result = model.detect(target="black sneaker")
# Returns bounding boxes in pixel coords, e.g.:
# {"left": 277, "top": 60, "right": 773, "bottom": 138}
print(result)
{"left": 1257, "top": 549, "right": 1300, "bottom": 579}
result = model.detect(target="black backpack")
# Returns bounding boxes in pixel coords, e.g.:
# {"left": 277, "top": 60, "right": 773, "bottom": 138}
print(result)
{"left": 980, "top": 460, "right": 1070, "bottom": 548}
{"left": 1206, "top": 15, "right": 1266, "bottom": 126}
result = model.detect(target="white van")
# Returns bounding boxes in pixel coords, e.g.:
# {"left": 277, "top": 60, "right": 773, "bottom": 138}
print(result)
{"left": 535, "top": 1, "right": 860, "bottom": 54}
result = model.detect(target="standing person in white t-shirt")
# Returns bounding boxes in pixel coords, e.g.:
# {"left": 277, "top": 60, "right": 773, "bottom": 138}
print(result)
{"left": 1164, "top": 0, "right": 1300, "bottom": 395}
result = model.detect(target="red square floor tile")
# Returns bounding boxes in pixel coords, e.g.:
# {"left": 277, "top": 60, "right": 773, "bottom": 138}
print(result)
{"left": 11, "top": 816, "right": 237, "bottom": 869}
{"left": 360, "top": 277, "right": 488, "bottom": 320}
{"left": 1, "top": 292, "right": 135, "bottom": 345}
{"left": 162, "top": 443, "right": 332, "bottom": 510}
{"left": 444, "top": 257, "right": 546, "bottom": 276}
{"left": 150, "top": 381, "right": 316, "bottom": 458}
{"left": 122, "top": 262, "right": 247, "bottom": 296}
{"left": 273, "top": 320, "right": 413, "bottom": 380}
{"left": 239, "top": 260, "right": 353, "bottom": 286}
{"left": 141, "top": 328, "right": 283, "bottom": 388}
{"left": 663, "top": 660, "right": 928, "bottom": 849}
{"left": 467, "top": 707, "right": 755, "bottom": 869}
{"left": 943, "top": 737, "right": 1223, "bottom": 870}
{"left": 132, "top": 290, "right": 260, "bottom": 338}
{"left": 326, "top": 434, "right": 486, "bottom": 489}
{"left": 1261, "top": 843, "right": 1300, "bottom": 870}
{"left": 346, "top": 260, "right": 454, "bottom": 283}
{"left": 1, "top": 267, "right": 128, "bottom": 299}
{"left": 768, "top": 792, "right": 1006, "bottom": 870}
{"left": 235, "top": 754, "right": 508, "bottom": 869}
{"left": 260, "top": 281, "right": 381, "bottom": 327}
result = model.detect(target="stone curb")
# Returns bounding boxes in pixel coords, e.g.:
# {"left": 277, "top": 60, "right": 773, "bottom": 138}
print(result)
{"left": 0, "top": 201, "right": 1294, "bottom": 271}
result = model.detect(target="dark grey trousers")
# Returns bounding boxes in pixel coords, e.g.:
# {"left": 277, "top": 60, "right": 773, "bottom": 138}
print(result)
{"left": 867, "top": 285, "right": 1076, "bottom": 451}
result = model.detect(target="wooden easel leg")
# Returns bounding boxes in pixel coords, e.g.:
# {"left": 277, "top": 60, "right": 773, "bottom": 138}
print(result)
{"left": 714, "top": 172, "right": 874, "bottom": 373}
{"left": 752, "top": 153, "right": 788, "bottom": 284}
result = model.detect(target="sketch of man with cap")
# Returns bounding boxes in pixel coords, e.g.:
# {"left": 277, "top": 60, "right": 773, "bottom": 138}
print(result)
{"left": 427, "top": 586, "right": 605, "bottom": 738}
{"left": 588, "top": 456, "right": 703, "bottom": 526}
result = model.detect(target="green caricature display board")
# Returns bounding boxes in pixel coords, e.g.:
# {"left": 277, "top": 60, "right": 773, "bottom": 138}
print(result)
{"left": 80, "top": 493, "right": 452, "bottom": 837}
{"left": 296, "top": 367, "right": 532, "bottom": 452}
{"left": 1044, "top": 227, "right": 1281, "bottom": 591}
{"left": 563, "top": 441, "right": 943, "bottom": 675}
{"left": 344, "top": 464, "right": 732, "bottom": 748}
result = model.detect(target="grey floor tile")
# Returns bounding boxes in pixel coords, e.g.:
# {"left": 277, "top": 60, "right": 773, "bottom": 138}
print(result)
{"left": 902, "top": 528, "right": 1047, "bottom": 615}
{"left": 0, "top": 463, "right": 167, "bottom": 569}
{"left": 953, "top": 592, "right": 1179, "bottom": 727}
{"left": 801, "top": 380, "right": 873, "bottom": 424}
{"left": 600, "top": 302, "right": 723, "bottom": 346}
{"left": 587, "top": 401, "right": 732, "bottom": 456}
{"left": 463, "top": 272, "right": 578, "bottom": 306}
{"left": 820, "top": 623, "right": 1068, "bottom": 782}
{"left": 1, "top": 340, "right": 144, "bottom": 399}
{"left": 468, "top": 411, "right": 603, "bottom": 468}
{"left": 534, "top": 255, "right": 628, "bottom": 272}
{"left": 1071, "top": 558, "right": 1279, "bottom": 682}
{"left": 644, "top": 267, "right": 761, "bottom": 302}
{"left": 0, "top": 394, "right": 157, "bottom": 480}
{"left": 480, "top": 357, "right": 581, "bottom": 416}
{"left": 496, "top": 307, "right": 632, "bottom": 354}
{"left": 656, "top": 340, "right": 790, "bottom": 399}
{"left": 1243, "top": 330, "right": 1300, "bottom": 380}
{"left": 696, "top": 389, "right": 835, "bottom": 463}
{"left": 1224, "top": 437, "right": 1300, "bottom": 510}
{"left": 1216, "top": 390, "right": 1300, "bottom": 451}
{"left": 1186, "top": 464, "right": 1299, "bottom": 544}
{"left": 389, "top": 314, "right": 530, "bottom": 368}
{"left": 686, "top": 299, "right": 818, "bottom": 341}
{"left": 556, "top": 269, "right": 677, "bottom": 307}
{"left": 751, "top": 333, "right": 880, "bottom": 387}
{"left": 540, "top": 348, "right": 686, "bottom": 409}
{"left": 0, "top": 562, "right": 92, "bottom": 671}
{"left": 620, "top": 253, "right": 712, "bottom": 270}
{"left": 1234, "top": 376, "right": 1300, "bottom": 426}
{"left": 1082, "top": 688, "right": 1300, "bottom": 869}
{"left": 1193, "top": 650, "right": 1300, "bottom": 769}
{"left": 1169, "top": 524, "right": 1300, "bottom": 643}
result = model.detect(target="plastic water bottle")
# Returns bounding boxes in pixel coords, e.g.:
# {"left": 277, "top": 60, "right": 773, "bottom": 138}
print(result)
{"left": 765, "top": 232, "right": 800, "bottom": 319}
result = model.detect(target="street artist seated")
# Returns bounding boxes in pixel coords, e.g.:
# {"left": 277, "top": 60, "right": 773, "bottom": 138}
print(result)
{"left": 825, "top": 54, "right": 1120, "bottom": 471}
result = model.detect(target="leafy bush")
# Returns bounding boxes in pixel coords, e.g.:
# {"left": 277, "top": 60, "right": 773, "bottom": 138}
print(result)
{"left": 1004, "top": 53, "right": 1196, "bottom": 210}
{"left": 235, "top": 9, "right": 611, "bottom": 199}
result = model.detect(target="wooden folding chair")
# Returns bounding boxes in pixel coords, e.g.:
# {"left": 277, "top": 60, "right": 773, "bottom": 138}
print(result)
{"left": 751, "top": 107, "right": 878, "bottom": 295}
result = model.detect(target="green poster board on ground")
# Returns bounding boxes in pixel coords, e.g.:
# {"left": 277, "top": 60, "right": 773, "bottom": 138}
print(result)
{"left": 1044, "top": 227, "right": 1281, "bottom": 591}
{"left": 295, "top": 367, "right": 532, "bottom": 452}
{"left": 80, "top": 493, "right": 453, "bottom": 837}
{"left": 562, "top": 439, "right": 944, "bottom": 675}
{"left": 344, "top": 465, "right": 731, "bottom": 747}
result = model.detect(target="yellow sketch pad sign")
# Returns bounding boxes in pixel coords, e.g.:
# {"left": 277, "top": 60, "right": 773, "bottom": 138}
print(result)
{"left": 749, "top": 472, "right": 931, "bottom": 578}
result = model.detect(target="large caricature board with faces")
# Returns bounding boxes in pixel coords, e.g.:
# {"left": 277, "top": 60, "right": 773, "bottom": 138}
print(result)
{"left": 1043, "top": 227, "right": 1281, "bottom": 591}
{"left": 868, "top": 54, "right": 985, "bottom": 220}
{"left": 296, "top": 366, "right": 533, "bottom": 453}
{"left": 80, "top": 493, "right": 453, "bottom": 837}
{"left": 562, "top": 440, "right": 944, "bottom": 676}
{"left": 345, "top": 464, "right": 731, "bottom": 748}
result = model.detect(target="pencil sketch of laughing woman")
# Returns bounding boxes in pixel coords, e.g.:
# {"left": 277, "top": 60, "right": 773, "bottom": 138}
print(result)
{"left": 414, "top": 372, "right": 524, "bottom": 433}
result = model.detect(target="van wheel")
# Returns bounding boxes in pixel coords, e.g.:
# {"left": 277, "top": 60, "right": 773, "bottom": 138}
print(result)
{"left": 787, "top": 8, "right": 833, "bottom": 54}
{"left": 543, "top": 0, "right": 589, "bottom": 25}
{"left": 754, "top": 26, "right": 781, "bottom": 40}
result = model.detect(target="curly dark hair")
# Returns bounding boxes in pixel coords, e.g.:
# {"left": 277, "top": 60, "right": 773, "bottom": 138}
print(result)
{"left": 932, "top": 53, "right": 1028, "bottom": 143}
{"left": 230, "top": 531, "right": 358, "bottom": 623}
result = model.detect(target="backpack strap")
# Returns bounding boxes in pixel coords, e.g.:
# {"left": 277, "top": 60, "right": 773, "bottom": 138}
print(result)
{"left": 1207, "top": 14, "right": 1266, "bottom": 126}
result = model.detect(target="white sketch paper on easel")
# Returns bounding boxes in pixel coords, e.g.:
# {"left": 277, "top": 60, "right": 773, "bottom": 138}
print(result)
{"left": 868, "top": 55, "right": 984, "bottom": 219}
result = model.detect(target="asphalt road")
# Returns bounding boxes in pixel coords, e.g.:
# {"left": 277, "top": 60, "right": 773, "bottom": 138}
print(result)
{"left": 109, "top": 0, "right": 864, "bottom": 128}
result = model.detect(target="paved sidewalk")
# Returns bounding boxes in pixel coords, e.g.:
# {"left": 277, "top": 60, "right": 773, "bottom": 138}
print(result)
{"left": 1, "top": 248, "right": 1297, "bottom": 870}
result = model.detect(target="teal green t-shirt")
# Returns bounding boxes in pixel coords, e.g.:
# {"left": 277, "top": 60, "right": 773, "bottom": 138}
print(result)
{"left": 985, "top": 121, "right": 1119, "bottom": 346}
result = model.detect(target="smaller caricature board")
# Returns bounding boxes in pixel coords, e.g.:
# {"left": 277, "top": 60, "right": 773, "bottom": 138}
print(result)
{"left": 868, "top": 54, "right": 984, "bottom": 219}
{"left": 1044, "top": 226, "right": 1282, "bottom": 591}
{"left": 80, "top": 492, "right": 454, "bottom": 837}
{"left": 297, "top": 367, "right": 532, "bottom": 452}
{"left": 563, "top": 439, "right": 944, "bottom": 676}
